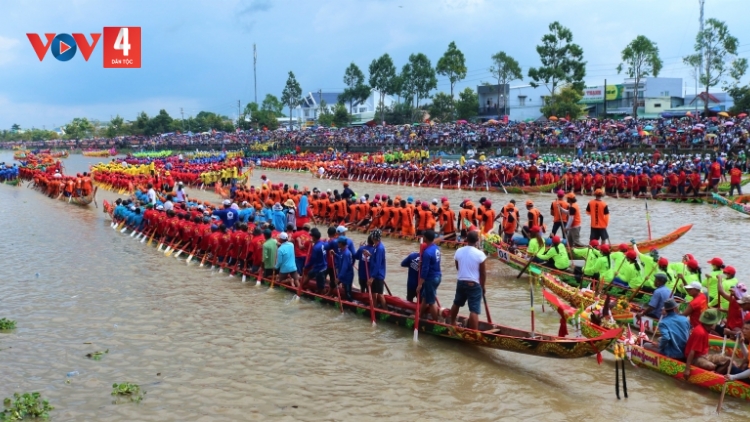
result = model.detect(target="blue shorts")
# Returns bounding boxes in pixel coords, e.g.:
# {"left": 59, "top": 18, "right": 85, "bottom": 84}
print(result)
{"left": 295, "top": 257, "right": 306, "bottom": 274}
{"left": 420, "top": 275, "right": 441, "bottom": 305}
{"left": 453, "top": 280, "right": 482, "bottom": 315}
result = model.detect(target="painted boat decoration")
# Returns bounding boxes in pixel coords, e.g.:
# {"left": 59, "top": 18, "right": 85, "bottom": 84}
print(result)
{"left": 712, "top": 193, "right": 750, "bottom": 216}
{"left": 543, "top": 287, "right": 750, "bottom": 402}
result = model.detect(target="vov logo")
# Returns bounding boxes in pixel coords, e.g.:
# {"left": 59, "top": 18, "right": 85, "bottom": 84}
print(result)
{"left": 26, "top": 27, "right": 141, "bottom": 68}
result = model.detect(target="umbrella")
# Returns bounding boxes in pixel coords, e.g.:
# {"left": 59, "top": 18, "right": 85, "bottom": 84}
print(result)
{"left": 623, "top": 116, "right": 633, "bottom": 120}
{"left": 548, "top": 116, "right": 558, "bottom": 121}
{"left": 567, "top": 124, "right": 576, "bottom": 129}
{"left": 668, "top": 128, "right": 677, "bottom": 132}
{"left": 686, "top": 111, "right": 693, "bottom": 116}
{"left": 718, "top": 111, "right": 729, "bottom": 117}
{"left": 706, "top": 133, "right": 718, "bottom": 138}
{"left": 695, "top": 123, "right": 705, "bottom": 128}
{"left": 739, "top": 113, "right": 748, "bottom": 118}
{"left": 412, "top": 122, "right": 420, "bottom": 126}
{"left": 456, "top": 120, "right": 468, "bottom": 124}
{"left": 487, "top": 119, "right": 498, "bottom": 124}
{"left": 692, "top": 127, "right": 704, "bottom": 132}
{"left": 644, "top": 125, "right": 654, "bottom": 130}
{"left": 725, "top": 121, "right": 735, "bottom": 126}
{"left": 642, "top": 130, "right": 650, "bottom": 136}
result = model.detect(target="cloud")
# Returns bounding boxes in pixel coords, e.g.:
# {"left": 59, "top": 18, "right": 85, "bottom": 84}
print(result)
{"left": 0, "top": 36, "right": 21, "bottom": 66}
{"left": 236, "top": 0, "right": 274, "bottom": 32}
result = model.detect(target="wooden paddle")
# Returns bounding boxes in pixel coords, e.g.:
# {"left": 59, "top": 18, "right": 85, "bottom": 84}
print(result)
{"left": 644, "top": 198, "right": 652, "bottom": 240}
{"left": 717, "top": 332, "right": 742, "bottom": 414}
{"left": 482, "top": 289, "right": 492, "bottom": 323}
{"left": 365, "top": 259, "right": 376, "bottom": 326}
{"left": 329, "top": 251, "right": 344, "bottom": 313}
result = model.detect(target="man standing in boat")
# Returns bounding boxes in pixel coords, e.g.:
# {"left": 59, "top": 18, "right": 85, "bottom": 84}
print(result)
{"left": 586, "top": 189, "right": 610, "bottom": 244}
{"left": 450, "top": 231, "right": 487, "bottom": 330}
{"left": 363, "top": 229, "right": 387, "bottom": 309}
{"left": 417, "top": 230, "right": 442, "bottom": 322}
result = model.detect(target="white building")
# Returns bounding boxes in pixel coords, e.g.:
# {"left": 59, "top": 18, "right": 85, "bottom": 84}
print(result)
{"left": 299, "top": 90, "right": 395, "bottom": 122}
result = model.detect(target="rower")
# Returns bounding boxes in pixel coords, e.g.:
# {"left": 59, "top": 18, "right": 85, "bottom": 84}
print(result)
{"left": 681, "top": 280, "right": 709, "bottom": 328}
{"left": 684, "top": 309, "right": 730, "bottom": 378}
{"left": 571, "top": 239, "right": 600, "bottom": 284}
{"left": 642, "top": 298, "right": 689, "bottom": 360}
{"left": 725, "top": 320, "right": 750, "bottom": 383}
{"left": 363, "top": 229, "right": 387, "bottom": 309}
{"left": 585, "top": 189, "right": 610, "bottom": 244}
{"left": 334, "top": 237, "right": 354, "bottom": 301}
{"left": 417, "top": 230, "right": 442, "bottom": 322}
{"left": 521, "top": 200, "right": 543, "bottom": 239}
{"left": 715, "top": 280, "right": 748, "bottom": 337}
{"left": 451, "top": 231, "right": 487, "bottom": 330}
{"left": 550, "top": 190, "right": 569, "bottom": 237}
{"left": 637, "top": 274, "right": 671, "bottom": 319}
{"left": 526, "top": 225, "right": 546, "bottom": 263}
{"left": 536, "top": 236, "right": 570, "bottom": 270}
{"left": 400, "top": 250, "right": 421, "bottom": 302}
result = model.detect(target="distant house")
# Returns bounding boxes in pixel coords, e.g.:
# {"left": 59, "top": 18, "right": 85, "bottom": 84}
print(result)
{"left": 299, "top": 90, "right": 395, "bottom": 122}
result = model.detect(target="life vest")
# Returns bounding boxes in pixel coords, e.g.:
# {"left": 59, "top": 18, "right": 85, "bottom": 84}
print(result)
{"left": 551, "top": 200, "right": 568, "bottom": 223}
{"left": 587, "top": 199, "right": 609, "bottom": 229}
{"left": 569, "top": 203, "right": 581, "bottom": 228}
{"left": 503, "top": 214, "right": 517, "bottom": 234}
{"left": 528, "top": 208, "right": 541, "bottom": 227}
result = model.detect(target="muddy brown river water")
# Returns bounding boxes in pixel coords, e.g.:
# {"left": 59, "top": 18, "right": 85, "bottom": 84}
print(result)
{"left": 0, "top": 152, "right": 748, "bottom": 421}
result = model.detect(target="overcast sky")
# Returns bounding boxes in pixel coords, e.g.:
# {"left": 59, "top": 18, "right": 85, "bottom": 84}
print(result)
{"left": 2, "top": 0, "right": 749, "bottom": 129}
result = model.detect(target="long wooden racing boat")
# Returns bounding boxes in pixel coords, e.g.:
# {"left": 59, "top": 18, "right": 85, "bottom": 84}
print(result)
{"left": 107, "top": 220, "right": 621, "bottom": 359}
{"left": 712, "top": 193, "right": 750, "bottom": 216}
{"left": 542, "top": 287, "right": 750, "bottom": 402}
{"left": 57, "top": 187, "right": 97, "bottom": 206}
{"left": 536, "top": 271, "right": 740, "bottom": 357}
{"left": 310, "top": 172, "right": 561, "bottom": 194}
{"left": 488, "top": 224, "right": 692, "bottom": 286}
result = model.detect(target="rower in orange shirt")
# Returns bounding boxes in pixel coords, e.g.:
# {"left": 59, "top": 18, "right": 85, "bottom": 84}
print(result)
{"left": 479, "top": 200, "right": 495, "bottom": 235}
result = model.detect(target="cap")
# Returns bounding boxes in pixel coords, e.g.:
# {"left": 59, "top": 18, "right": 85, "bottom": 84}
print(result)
{"left": 337, "top": 236, "right": 348, "bottom": 244}
{"left": 556, "top": 190, "right": 565, "bottom": 197}
{"left": 687, "top": 259, "right": 700, "bottom": 270}
{"left": 566, "top": 193, "right": 576, "bottom": 199}
{"left": 284, "top": 199, "right": 295, "bottom": 207}
{"left": 588, "top": 239, "right": 599, "bottom": 247}
{"left": 336, "top": 225, "right": 348, "bottom": 234}
{"left": 525, "top": 200, "right": 534, "bottom": 206}
{"left": 685, "top": 281, "right": 702, "bottom": 291}
{"left": 484, "top": 200, "right": 492, "bottom": 206}
{"left": 421, "top": 202, "right": 429, "bottom": 209}
{"left": 663, "top": 298, "right": 679, "bottom": 311}
{"left": 407, "top": 196, "right": 413, "bottom": 203}
{"left": 552, "top": 235, "right": 561, "bottom": 244}
{"left": 432, "top": 198, "right": 438, "bottom": 204}
{"left": 278, "top": 232, "right": 289, "bottom": 240}
{"left": 708, "top": 257, "right": 724, "bottom": 266}
{"left": 723, "top": 266, "right": 736, "bottom": 276}
{"left": 594, "top": 188, "right": 604, "bottom": 196}
{"left": 156, "top": 205, "right": 164, "bottom": 210}
{"left": 530, "top": 225, "right": 540, "bottom": 234}
{"left": 626, "top": 250, "right": 637, "bottom": 260}
{"left": 599, "top": 244, "right": 610, "bottom": 253}
{"left": 222, "top": 199, "right": 231, "bottom": 206}
{"left": 658, "top": 257, "right": 669, "bottom": 266}
{"left": 440, "top": 197, "right": 448, "bottom": 202}
{"left": 683, "top": 253, "right": 696, "bottom": 262}
{"left": 618, "top": 243, "right": 629, "bottom": 252}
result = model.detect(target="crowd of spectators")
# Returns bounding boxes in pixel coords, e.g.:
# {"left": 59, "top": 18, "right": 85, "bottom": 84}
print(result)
{"left": 5, "top": 114, "right": 749, "bottom": 155}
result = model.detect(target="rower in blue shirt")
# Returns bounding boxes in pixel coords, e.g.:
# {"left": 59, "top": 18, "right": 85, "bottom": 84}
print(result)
{"left": 335, "top": 237, "right": 354, "bottom": 301}
{"left": 354, "top": 238, "right": 375, "bottom": 293}
{"left": 304, "top": 228, "right": 328, "bottom": 294}
{"left": 363, "top": 229, "right": 387, "bottom": 309}
{"left": 212, "top": 199, "right": 238, "bottom": 230}
{"left": 418, "top": 230, "right": 442, "bottom": 321}
{"left": 400, "top": 251, "right": 421, "bottom": 302}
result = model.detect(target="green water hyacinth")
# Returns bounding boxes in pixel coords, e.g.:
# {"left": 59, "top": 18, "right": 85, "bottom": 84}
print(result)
{"left": 1, "top": 392, "right": 53, "bottom": 420}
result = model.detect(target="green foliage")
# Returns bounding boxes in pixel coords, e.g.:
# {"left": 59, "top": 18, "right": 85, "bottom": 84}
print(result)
{"left": 340, "top": 63, "right": 370, "bottom": 113}
{"left": 281, "top": 71, "right": 302, "bottom": 128}
{"left": 249, "top": 110, "right": 280, "bottom": 130}
{"left": 331, "top": 103, "right": 351, "bottom": 127}
{"left": 111, "top": 382, "right": 144, "bottom": 403}
{"left": 683, "top": 18, "right": 745, "bottom": 114}
{"left": 455, "top": 87, "right": 479, "bottom": 120}
{"left": 540, "top": 86, "right": 586, "bottom": 120}
{"left": 728, "top": 84, "right": 750, "bottom": 113}
{"left": 317, "top": 100, "right": 334, "bottom": 127}
{"left": 427, "top": 92, "right": 453, "bottom": 122}
{"left": 85, "top": 349, "right": 109, "bottom": 360}
{"left": 617, "top": 35, "right": 663, "bottom": 118}
{"left": 408, "top": 53, "right": 437, "bottom": 109}
{"left": 436, "top": 41, "right": 467, "bottom": 114}
{"left": 528, "top": 21, "right": 586, "bottom": 94}
{"left": 368, "top": 53, "right": 397, "bottom": 123}
{"left": 0, "top": 128, "right": 58, "bottom": 142}
{"left": 0, "top": 318, "right": 16, "bottom": 330}
{"left": 1, "top": 392, "right": 53, "bottom": 420}
{"left": 63, "top": 117, "right": 93, "bottom": 140}
{"left": 261, "top": 94, "right": 285, "bottom": 117}
{"left": 489, "top": 51, "right": 523, "bottom": 117}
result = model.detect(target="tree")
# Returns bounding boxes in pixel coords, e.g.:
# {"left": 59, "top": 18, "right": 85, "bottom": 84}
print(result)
{"left": 104, "top": 115, "right": 125, "bottom": 138}
{"left": 317, "top": 100, "right": 334, "bottom": 127}
{"left": 368, "top": 53, "right": 397, "bottom": 123}
{"left": 340, "top": 63, "right": 371, "bottom": 114}
{"left": 489, "top": 51, "right": 523, "bottom": 118}
{"left": 332, "top": 103, "right": 351, "bottom": 127}
{"left": 63, "top": 117, "right": 93, "bottom": 140}
{"left": 399, "top": 63, "right": 416, "bottom": 108}
{"left": 683, "top": 18, "right": 746, "bottom": 115}
{"left": 427, "top": 92, "right": 453, "bottom": 122}
{"left": 540, "top": 86, "right": 586, "bottom": 120}
{"left": 528, "top": 21, "right": 586, "bottom": 95}
{"left": 250, "top": 110, "right": 280, "bottom": 130}
{"left": 280, "top": 71, "right": 302, "bottom": 129}
{"left": 455, "top": 87, "right": 479, "bottom": 120}
{"left": 435, "top": 41, "right": 467, "bottom": 115}
{"left": 10, "top": 123, "right": 20, "bottom": 133}
{"left": 261, "top": 94, "right": 285, "bottom": 117}
{"left": 728, "top": 84, "right": 750, "bottom": 114}
{"left": 146, "top": 109, "right": 173, "bottom": 136}
{"left": 617, "top": 35, "right": 663, "bottom": 119}
{"left": 409, "top": 53, "right": 437, "bottom": 114}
